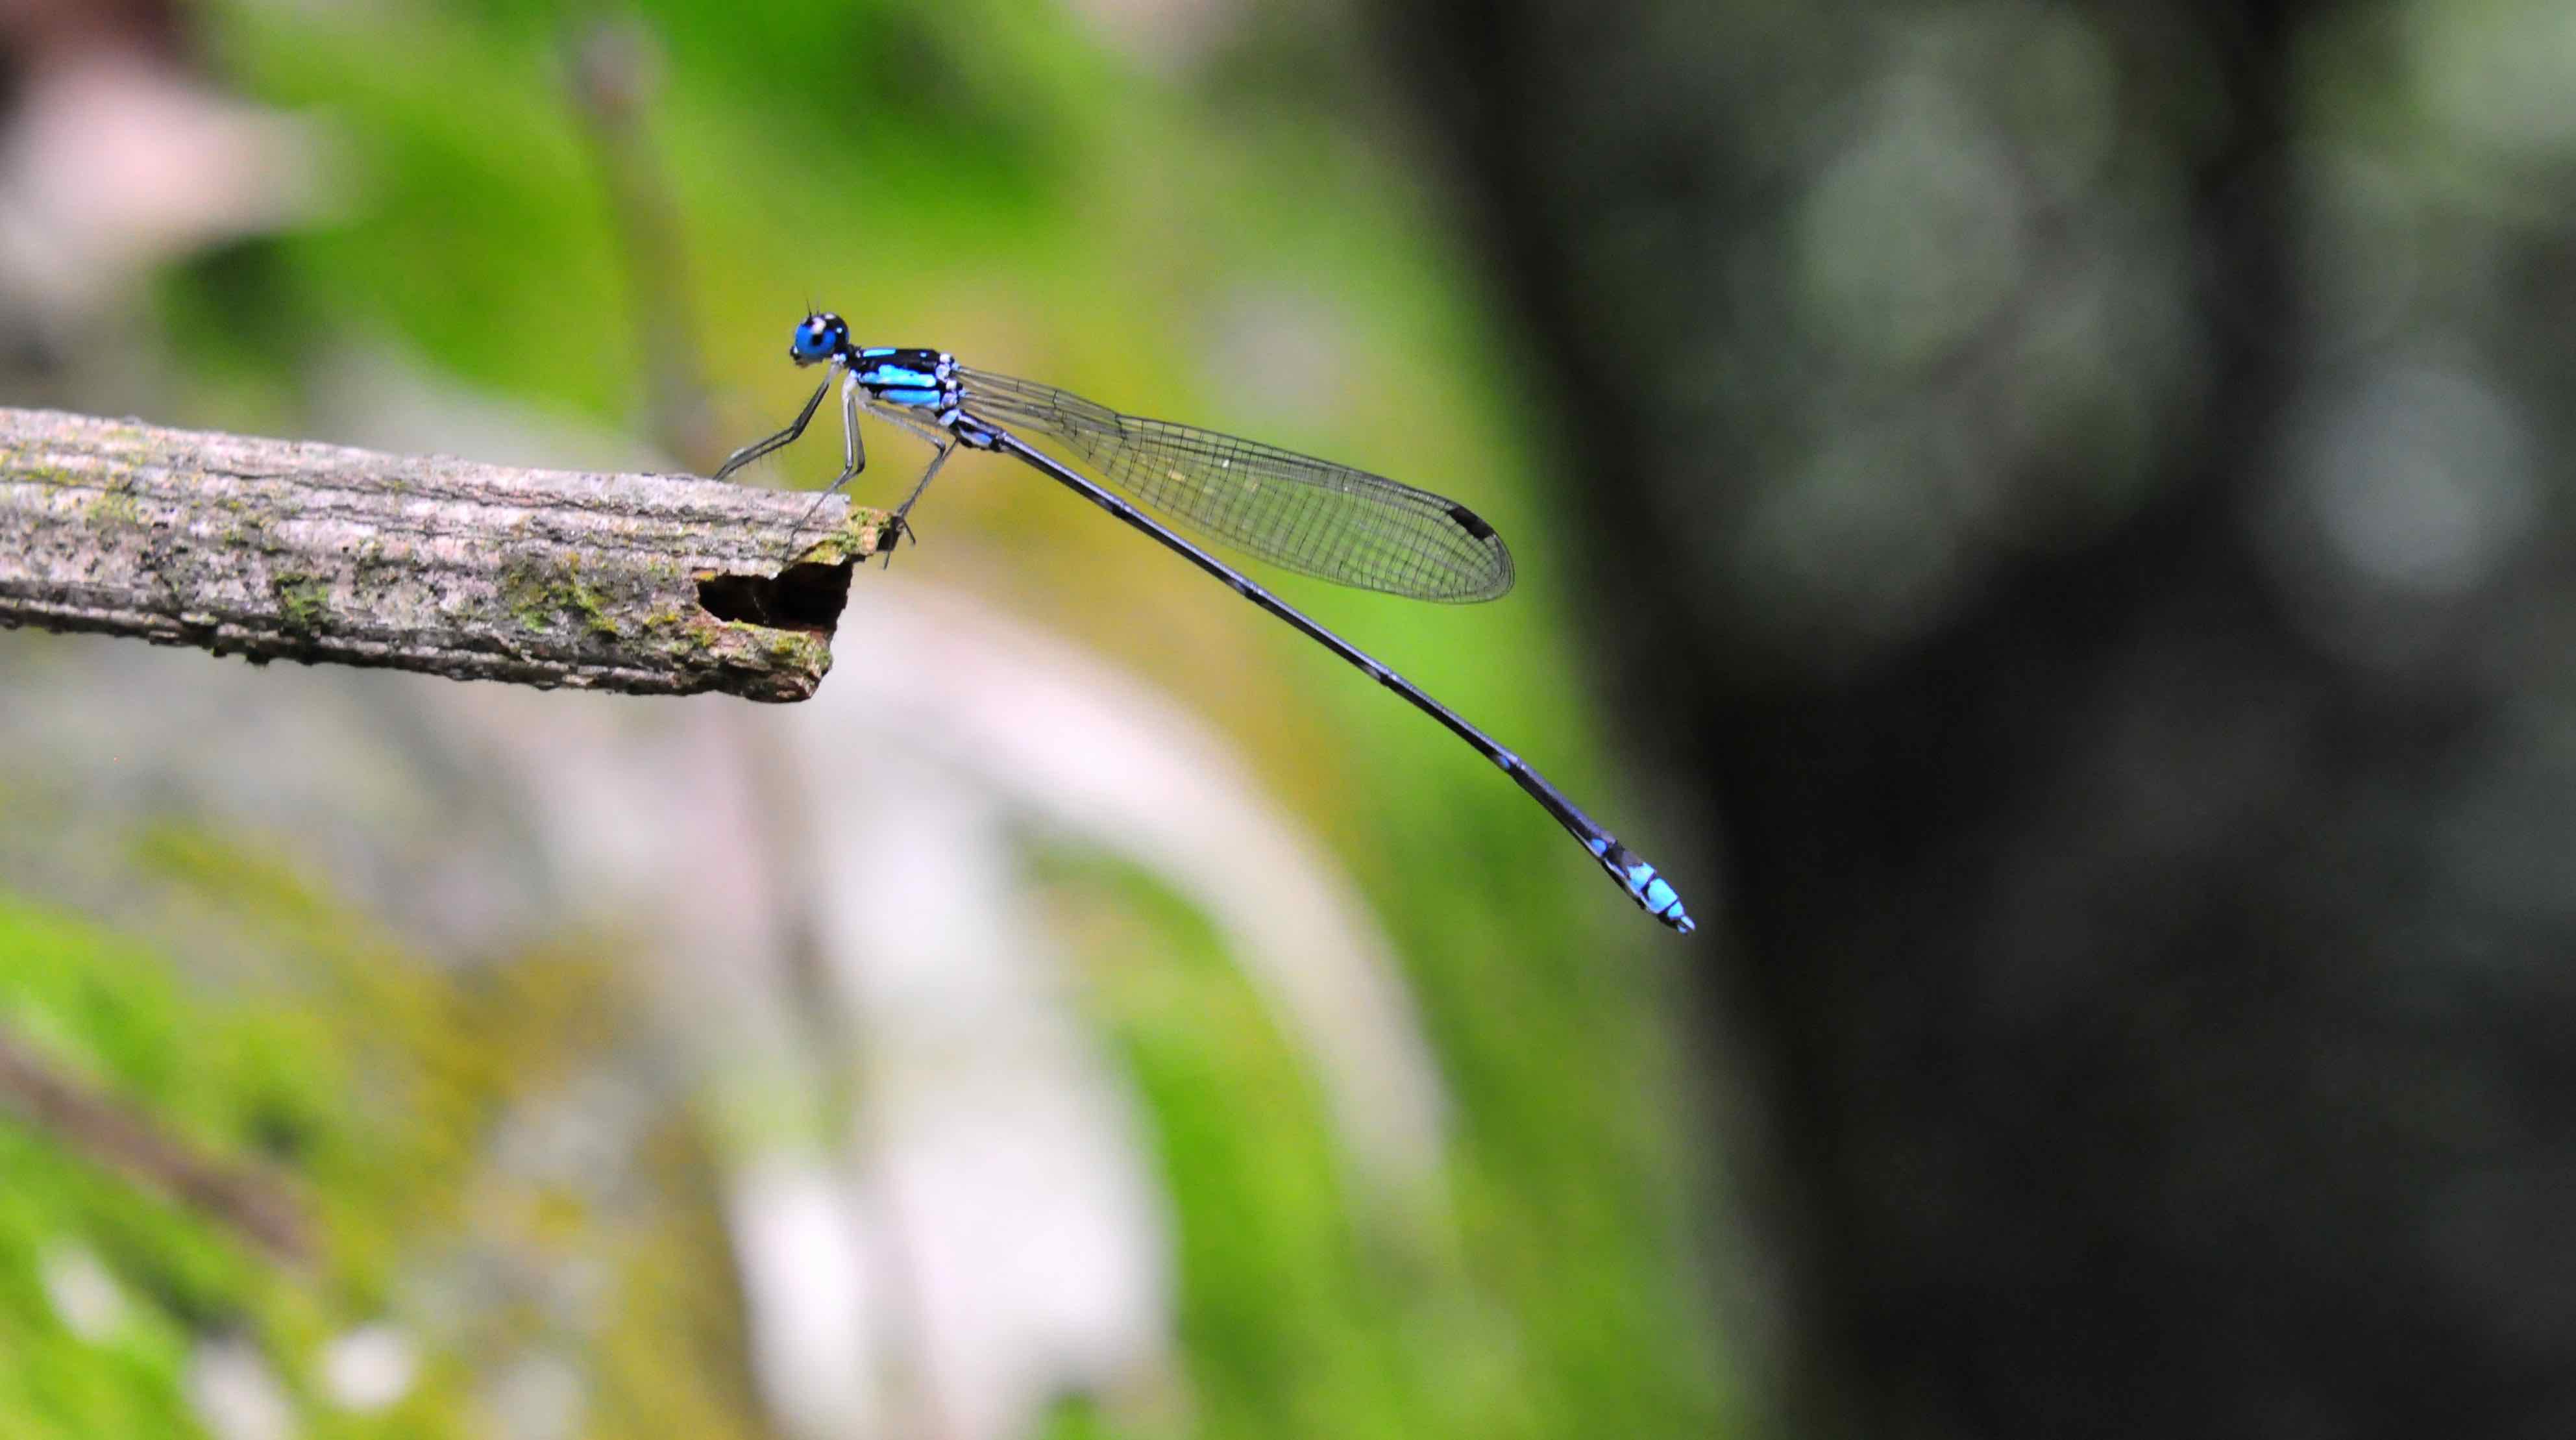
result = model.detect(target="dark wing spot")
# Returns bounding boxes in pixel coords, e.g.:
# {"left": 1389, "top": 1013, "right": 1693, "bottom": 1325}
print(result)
{"left": 1447, "top": 503, "right": 1497, "bottom": 541}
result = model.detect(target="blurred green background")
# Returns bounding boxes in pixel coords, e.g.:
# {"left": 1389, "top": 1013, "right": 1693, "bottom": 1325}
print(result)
{"left": 0, "top": 2, "right": 1720, "bottom": 1438}
{"left": 17, "top": 1, "right": 2576, "bottom": 1437}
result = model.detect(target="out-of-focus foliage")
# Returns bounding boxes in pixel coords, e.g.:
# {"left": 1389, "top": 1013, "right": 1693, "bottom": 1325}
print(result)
{"left": 0, "top": 828, "right": 765, "bottom": 1438}
{"left": 1046, "top": 848, "right": 1713, "bottom": 1439}
{"left": 1362, "top": 0, "right": 2576, "bottom": 1432}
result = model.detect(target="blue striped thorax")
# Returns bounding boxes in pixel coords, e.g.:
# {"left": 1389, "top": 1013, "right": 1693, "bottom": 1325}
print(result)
{"left": 849, "top": 346, "right": 955, "bottom": 410}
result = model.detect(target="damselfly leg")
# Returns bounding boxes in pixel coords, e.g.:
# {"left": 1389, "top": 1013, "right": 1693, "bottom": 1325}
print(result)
{"left": 714, "top": 374, "right": 833, "bottom": 482}
{"left": 868, "top": 401, "right": 964, "bottom": 563}
{"left": 769, "top": 373, "right": 883, "bottom": 562}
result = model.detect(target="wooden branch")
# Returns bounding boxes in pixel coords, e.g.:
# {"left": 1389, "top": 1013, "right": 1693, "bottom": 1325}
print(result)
{"left": 0, "top": 1023, "right": 312, "bottom": 1264}
{"left": 0, "top": 407, "right": 883, "bottom": 702}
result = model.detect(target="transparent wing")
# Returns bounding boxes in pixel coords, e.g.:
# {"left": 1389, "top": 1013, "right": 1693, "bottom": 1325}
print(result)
{"left": 958, "top": 367, "right": 1514, "bottom": 602}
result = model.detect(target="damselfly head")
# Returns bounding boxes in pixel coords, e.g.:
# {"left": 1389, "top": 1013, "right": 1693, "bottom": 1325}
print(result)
{"left": 789, "top": 312, "right": 848, "bottom": 366}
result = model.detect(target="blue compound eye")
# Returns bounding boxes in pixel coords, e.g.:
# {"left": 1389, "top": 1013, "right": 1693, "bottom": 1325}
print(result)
{"left": 789, "top": 314, "right": 842, "bottom": 363}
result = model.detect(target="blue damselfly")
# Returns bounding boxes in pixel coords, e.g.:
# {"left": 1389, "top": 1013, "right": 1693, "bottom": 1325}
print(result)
{"left": 715, "top": 312, "right": 1693, "bottom": 933}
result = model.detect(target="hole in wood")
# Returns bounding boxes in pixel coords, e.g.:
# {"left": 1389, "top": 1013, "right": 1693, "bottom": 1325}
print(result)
{"left": 697, "top": 560, "right": 852, "bottom": 634}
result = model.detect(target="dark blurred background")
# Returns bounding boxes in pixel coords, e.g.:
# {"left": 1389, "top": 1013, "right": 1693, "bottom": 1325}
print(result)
{"left": 2, "top": 0, "right": 2571, "bottom": 1437}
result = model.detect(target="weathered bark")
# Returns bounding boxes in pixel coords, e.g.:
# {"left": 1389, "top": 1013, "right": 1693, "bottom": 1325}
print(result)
{"left": 0, "top": 407, "right": 879, "bottom": 701}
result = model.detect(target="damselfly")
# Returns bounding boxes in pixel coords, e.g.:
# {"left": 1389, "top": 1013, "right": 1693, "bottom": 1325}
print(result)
{"left": 715, "top": 311, "right": 1693, "bottom": 933}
